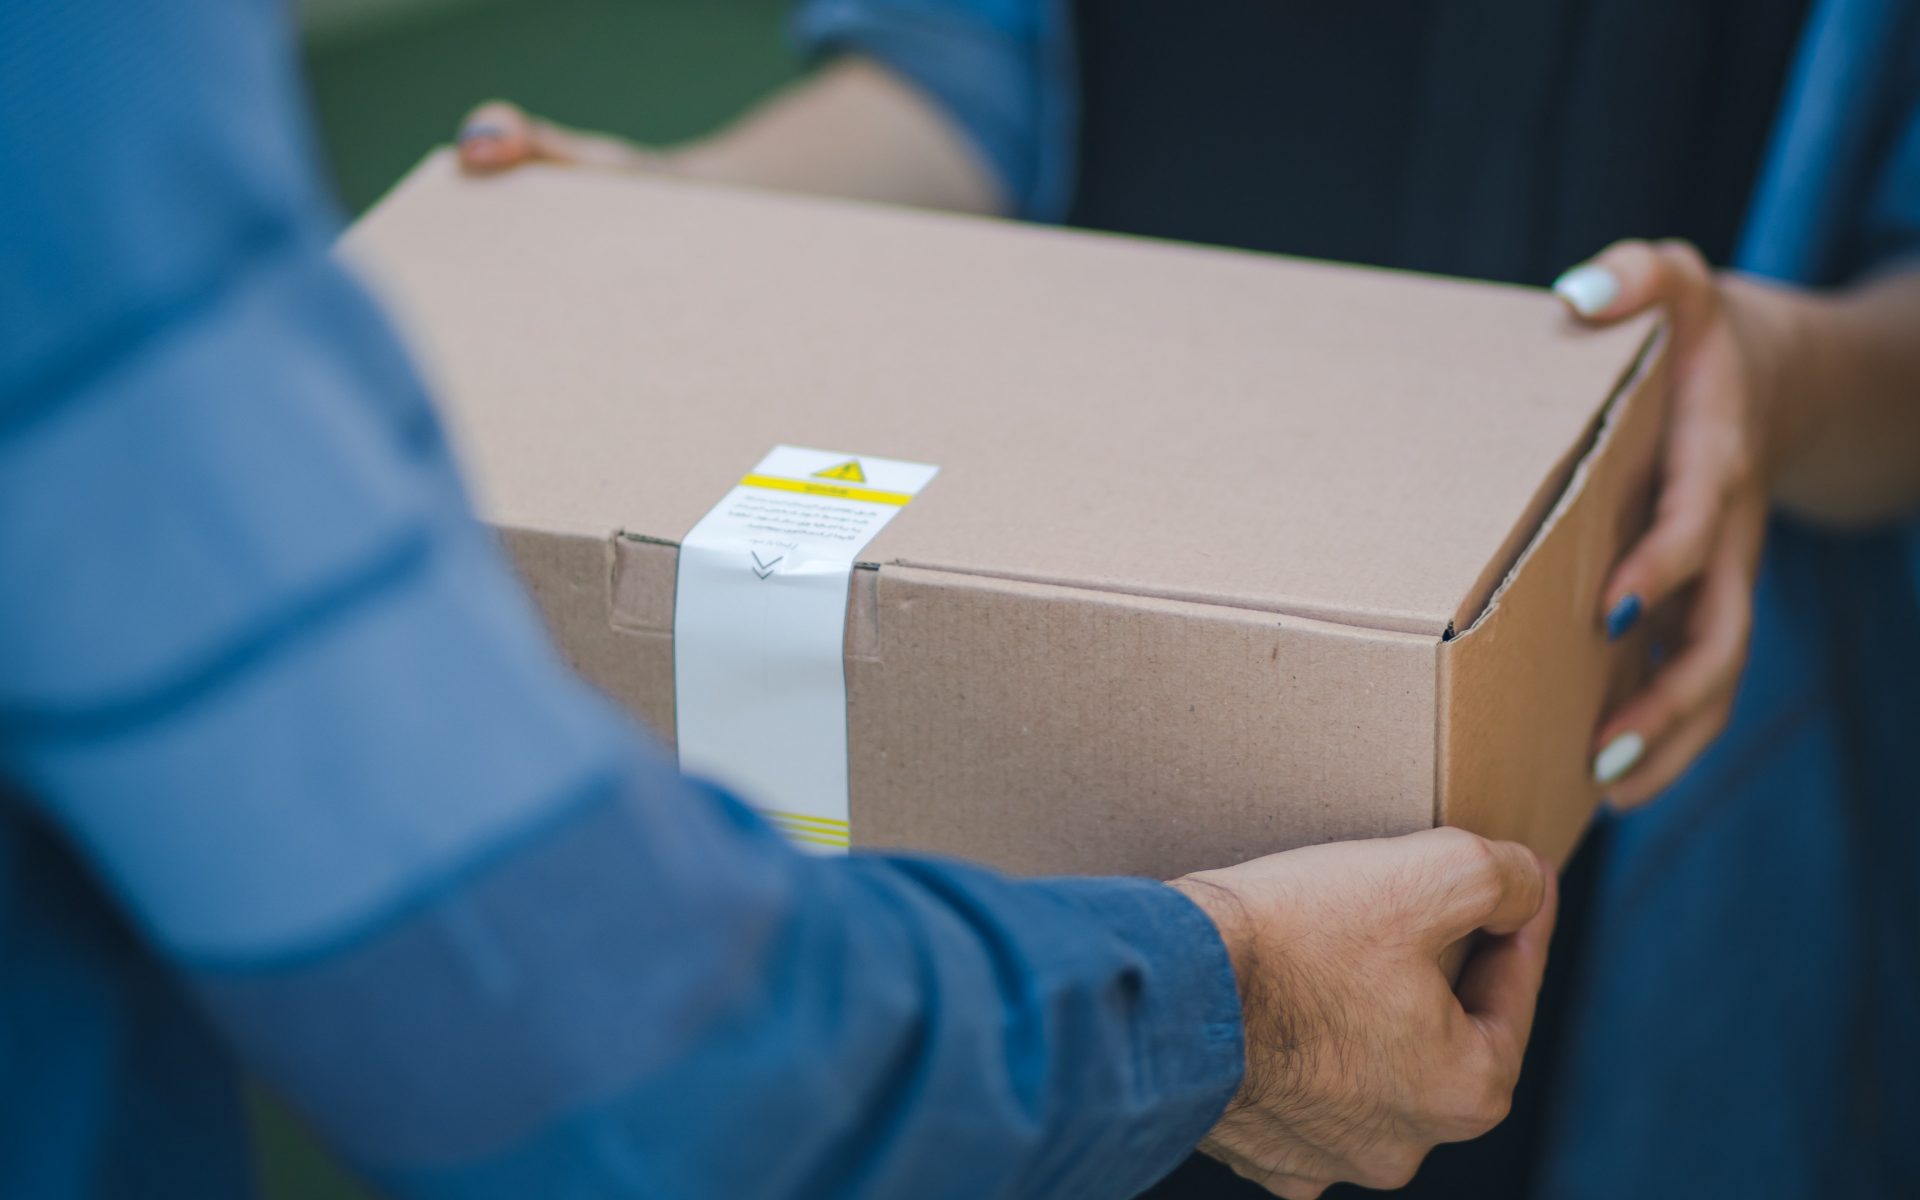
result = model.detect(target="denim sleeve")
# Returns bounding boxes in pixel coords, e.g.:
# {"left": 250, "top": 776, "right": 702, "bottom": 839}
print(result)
{"left": 0, "top": 1, "right": 1242, "bottom": 1196}
{"left": 792, "top": 0, "right": 1076, "bottom": 221}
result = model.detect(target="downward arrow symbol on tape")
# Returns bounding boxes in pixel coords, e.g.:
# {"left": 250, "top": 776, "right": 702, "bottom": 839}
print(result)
{"left": 750, "top": 551, "right": 784, "bottom": 580}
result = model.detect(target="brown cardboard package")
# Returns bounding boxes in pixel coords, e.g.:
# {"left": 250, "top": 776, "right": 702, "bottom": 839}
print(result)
{"left": 343, "top": 151, "right": 1666, "bottom": 877}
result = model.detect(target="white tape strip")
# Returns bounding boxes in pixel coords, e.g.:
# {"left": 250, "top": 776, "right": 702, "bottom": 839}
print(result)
{"left": 673, "top": 445, "right": 939, "bottom": 853}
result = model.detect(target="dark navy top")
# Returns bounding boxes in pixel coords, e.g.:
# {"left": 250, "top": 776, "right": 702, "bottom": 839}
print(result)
{"left": 1067, "top": 0, "right": 1812, "bottom": 281}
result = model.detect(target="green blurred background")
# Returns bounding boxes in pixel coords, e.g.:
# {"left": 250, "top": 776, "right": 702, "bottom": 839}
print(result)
{"left": 262, "top": 3, "right": 799, "bottom": 1194}
{"left": 306, "top": 0, "right": 800, "bottom": 216}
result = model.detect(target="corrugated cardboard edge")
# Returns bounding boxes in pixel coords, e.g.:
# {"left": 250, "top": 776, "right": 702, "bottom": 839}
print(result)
{"left": 508, "top": 525, "right": 1440, "bottom": 877}
{"left": 846, "top": 565, "right": 1439, "bottom": 878}
{"left": 550, "top": 531, "right": 1443, "bottom": 875}
{"left": 1437, "top": 326, "right": 1672, "bottom": 865}
{"left": 1446, "top": 314, "right": 1661, "bottom": 636}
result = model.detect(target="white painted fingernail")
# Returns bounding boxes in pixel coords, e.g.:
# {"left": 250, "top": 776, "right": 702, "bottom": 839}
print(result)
{"left": 1553, "top": 265, "right": 1620, "bottom": 317}
{"left": 1593, "top": 731, "right": 1645, "bottom": 785}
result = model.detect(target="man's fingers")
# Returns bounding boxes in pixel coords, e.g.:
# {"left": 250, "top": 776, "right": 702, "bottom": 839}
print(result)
{"left": 1457, "top": 866, "right": 1558, "bottom": 1085}
{"left": 1405, "top": 830, "right": 1551, "bottom": 944}
{"left": 1456, "top": 866, "right": 1558, "bottom": 1022}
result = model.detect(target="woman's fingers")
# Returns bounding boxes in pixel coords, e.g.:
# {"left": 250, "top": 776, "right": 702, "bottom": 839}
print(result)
{"left": 1592, "top": 509, "right": 1763, "bottom": 805}
{"left": 1602, "top": 694, "right": 1736, "bottom": 811}
{"left": 1559, "top": 239, "right": 1736, "bottom": 634}
{"left": 1556, "top": 237, "right": 1770, "bottom": 809}
{"left": 1601, "top": 375, "right": 1758, "bottom": 635}
{"left": 1554, "top": 239, "right": 1716, "bottom": 327}
{"left": 457, "top": 100, "right": 660, "bottom": 172}
{"left": 457, "top": 100, "right": 540, "bottom": 170}
{"left": 1599, "top": 466, "right": 1723, "bottom": 640}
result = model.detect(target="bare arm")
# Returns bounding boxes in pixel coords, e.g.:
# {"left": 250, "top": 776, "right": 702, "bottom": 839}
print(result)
{"left": 459, "top": 58, "right": 1002, "bottom": 215}
{"left": 1737, "top": 266, "right": 1920, "bottom": 527}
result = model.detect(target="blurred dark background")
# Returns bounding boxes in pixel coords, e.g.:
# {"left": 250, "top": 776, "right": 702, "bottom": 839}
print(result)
{"left": 263, "top": 3, "right": 798, "bottom": 1194}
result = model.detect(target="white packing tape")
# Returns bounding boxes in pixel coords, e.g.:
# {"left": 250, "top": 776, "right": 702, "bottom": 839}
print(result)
{"left": 673, "top": 445, "right": 940, "bottom": 852}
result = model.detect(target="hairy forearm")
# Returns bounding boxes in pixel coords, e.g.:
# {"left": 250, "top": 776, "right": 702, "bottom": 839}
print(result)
{"left": 665, "top": 57, "right": 1004, "bottom": 216}
{"left": 1736, "top": 266, "right": 1920, "bottom": 527}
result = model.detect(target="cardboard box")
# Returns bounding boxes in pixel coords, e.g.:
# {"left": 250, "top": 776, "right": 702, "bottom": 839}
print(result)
{"left": 343, "top": 151, "right": 1666, "bottom": 877}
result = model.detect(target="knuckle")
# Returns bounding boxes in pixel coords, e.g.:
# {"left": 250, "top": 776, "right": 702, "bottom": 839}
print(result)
{"left": 1650, "top": 500, "right": 1714, "bottom": 562}
{"left": 1357, "top": 1151, "right": 1425, "bottom": 1192}
{"left": 1458, "top": 839, "right": 1510, "bottom": 905}
{"left": 1679, "top": 487, "right": 1726, "bottom": 536}
{"left": 1470, "top": 1071, "right": 1517, "bottom": 1132}
{"left": 1482, "top": 1089, "right": 1515, "bottom": 1131}
{"left": 1433, "top": 830, "right": 1503, "bottom": 896}
{"left": 1657, "top": 236, "right": 1706, "bottom": 263}
{"left": 1439, "top": 825, "right": 1495, "bottom": 864}
{"left": 1599, "top": 237, "right": 1655, "bottom": 267}
{"left": 1658, "top": 238, "right": 1712, "bottom": 280}
{"left": 1421, "top": 825, "right": 1487, "bottom": 868}
{"left": 1440, "top": 1053, "right": 1518, "bottom": 1135}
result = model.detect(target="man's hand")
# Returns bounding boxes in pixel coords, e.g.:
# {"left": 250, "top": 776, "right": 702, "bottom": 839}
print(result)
{"left": 1170, "top": 828, "right": 1557, "bottom": 1198}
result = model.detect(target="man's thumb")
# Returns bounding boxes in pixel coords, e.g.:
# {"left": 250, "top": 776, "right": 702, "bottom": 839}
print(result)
{"left": 1399, "top": 829, "right": 1550, "bottom": 946}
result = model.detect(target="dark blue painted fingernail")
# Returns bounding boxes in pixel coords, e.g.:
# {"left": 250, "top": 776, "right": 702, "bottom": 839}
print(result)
{"left": 1605, "top": 593, "right": 1643, "bottom": 642}
{"left": 458, "top": 123, "right": 505, "bottom": 144}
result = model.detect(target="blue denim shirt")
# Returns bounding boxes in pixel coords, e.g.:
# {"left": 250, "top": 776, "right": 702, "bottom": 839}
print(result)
{"left": 0, "top": 3, "right": 1244, "bottom": 1196}
{"left": 798, "top": 0, "right": 1920, "bottom": 1194}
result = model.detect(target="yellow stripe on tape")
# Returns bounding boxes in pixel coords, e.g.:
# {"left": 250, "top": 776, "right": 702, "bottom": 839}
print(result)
{"left": 766, "top": 811, "right": 852, "bottom": 849}
{"left": 740, "top": 474, "right": 914, "bottom": 507}
{"left": 782, "top": 829, "right": 851, "bottom": 850}
{"left": 764, "top": 809, "right": 851, "bottom": 833}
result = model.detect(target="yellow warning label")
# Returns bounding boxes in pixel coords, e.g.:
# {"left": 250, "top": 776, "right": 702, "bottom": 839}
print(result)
{"left": 812, "top": 459, "right": 867, "bottom": 484}
{"left": 739, "top": 474, "right": 914, "bottom": 507}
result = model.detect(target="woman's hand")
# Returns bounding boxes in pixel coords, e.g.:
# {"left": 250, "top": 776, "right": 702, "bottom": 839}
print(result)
{"left": 449, "top": 61, "right": 1001, "bottom": 215}
{"left": 1553, "top": 241, "right": 1783, "bottom": 809}
{"left": 456, "top": 99, "right": 665, "bottom": 172}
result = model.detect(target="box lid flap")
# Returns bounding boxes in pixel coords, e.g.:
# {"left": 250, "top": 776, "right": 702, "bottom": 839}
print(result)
{"left": 344, "top": 152, "right": 1655, "bottom": 635}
